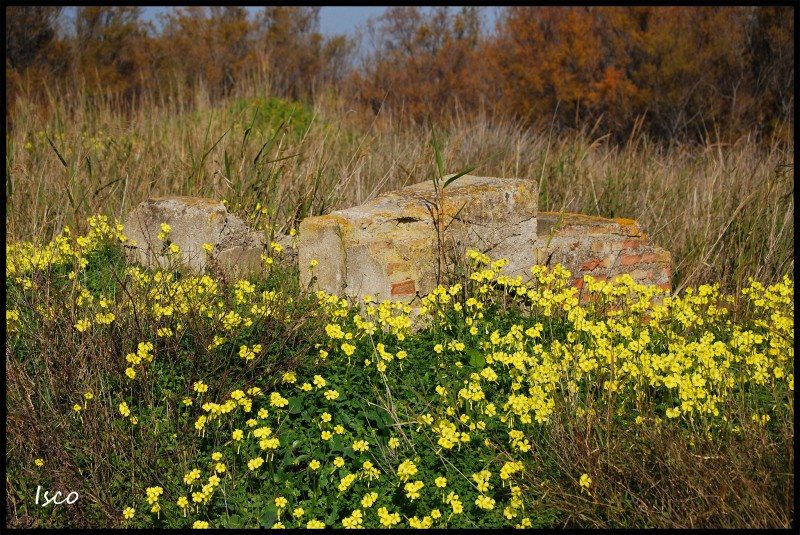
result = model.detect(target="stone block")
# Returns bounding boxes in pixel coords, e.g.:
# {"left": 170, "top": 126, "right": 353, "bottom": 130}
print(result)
{"left": 123, "top": 196, "right": 270, "bottom": 278}
{"left": 299, "top": 175, "right": 538, "bottom": 302}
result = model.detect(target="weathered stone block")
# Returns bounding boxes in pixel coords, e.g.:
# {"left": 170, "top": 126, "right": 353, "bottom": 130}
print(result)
{"left": 123, "top": 196, "right": 269, "bottom": 278}
{"left": 299, "top": 176, "right": 538, "bottom": 302}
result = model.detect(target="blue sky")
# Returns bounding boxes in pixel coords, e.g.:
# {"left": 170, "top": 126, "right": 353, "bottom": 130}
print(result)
{"left": 138, "top": 6, "right": 500, "bottom": 37}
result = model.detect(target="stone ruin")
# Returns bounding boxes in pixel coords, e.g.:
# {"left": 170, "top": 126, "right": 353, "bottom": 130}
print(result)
{"left": 122, "top": 196, "right": 294, "bottom": 280}
{"left": 123, "top": 176, "right": 671, "bottom": 303}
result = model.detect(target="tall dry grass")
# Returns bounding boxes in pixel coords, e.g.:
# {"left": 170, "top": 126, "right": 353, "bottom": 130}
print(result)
{"left": 5, "top": 80, "right": 793, "bottom": 295}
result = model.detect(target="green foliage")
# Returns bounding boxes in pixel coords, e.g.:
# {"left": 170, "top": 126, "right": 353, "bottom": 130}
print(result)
{"left": 228, "top": 96, "right": 316, "bottom": 145}
{"left": 5, "top": 219, "right": 794, "bottom": 528}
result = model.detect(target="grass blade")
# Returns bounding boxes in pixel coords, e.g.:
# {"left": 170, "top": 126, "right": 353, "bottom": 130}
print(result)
{"left": 45, "top": 134, "right": 67, "bottom": 168}
{"left": 442, "top": 165, "right": 477, "bottom": 189}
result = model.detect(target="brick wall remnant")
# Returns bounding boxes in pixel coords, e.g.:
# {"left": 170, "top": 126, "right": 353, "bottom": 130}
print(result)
{"left": 534, "top": 212, "right": 671, "bottom": 298}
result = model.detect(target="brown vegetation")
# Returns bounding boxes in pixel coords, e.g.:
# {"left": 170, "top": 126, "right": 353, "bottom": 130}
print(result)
{"left": 6, "top": 6, "right": 794, "bottom": 143}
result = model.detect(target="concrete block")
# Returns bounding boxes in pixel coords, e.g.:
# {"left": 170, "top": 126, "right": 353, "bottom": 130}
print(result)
{"left": 123, "top": 196, "right": 269, "bottom": 278}
{"left": 299, "top": 175, "right": 538, "bottom": 302}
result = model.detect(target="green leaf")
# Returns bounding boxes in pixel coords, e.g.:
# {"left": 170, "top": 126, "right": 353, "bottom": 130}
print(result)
{"left": 325, "top": 506, "right": 339, "bottom": 526}
{"left": 287, "top": 396, "right": 303, "bottom": 414}
{"left": 467, "top": 349, "right": 486, "bottom": 368}
{"left": 259, "top": 506, "right": 277, "bottom": 528}
{"left": 227, "top": 514, "right": 243, "bottom": 529}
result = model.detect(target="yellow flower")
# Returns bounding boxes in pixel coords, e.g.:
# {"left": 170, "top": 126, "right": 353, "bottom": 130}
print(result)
{"left": 405, "top": 480, "right": 424, "bottom": 500}
{"left": 388, "top": 437, "right": 400, "bottom": 449}
{"left": 160, "top": 222, "right": 171, "bottom": 234}
{"left": 307, "top": 519, "right": 325, "bottom": 528}
{"left": 84, "top": 392, "right": 94, "bottom": 400}
{"left": 338, "top": 473, "right": 357, "bottom": 492}
{"left": 193, "top": 520, "right": 209, "bottom": 528}
{"left": 397, "top": 459, "right": 418, "bottom": 482}
{"left": 193, "top": 381, "right": 208, "bottom": 393}
{"left": 321, "top": 430, "right": 333, "bottom": 441}
{"left": 119, "top": 402, "right": 131, "bottom": 417}
{"left": 34, "top": 458, "right": 44, "bottom": 467}
{"left": 184, "top": 469, "right": 201, "bottom": 485}
{"left": 275, "top": 496, "right": 288, "bottom": 509}
{"left": 125, "top": 368, "right": 136, "bottom": 380}
{"left": 352, "top": 440, "right": 369, "bottom": 452}
{"left": 475, "top": 495, "right": 495, "bottom": 510}
{"left": 309, "top": 459, "right": 321, "bottom": 470}
{"left": 361, "top": 491, "right": 378, "bottom": 508}
{"left": 579, "top": 473, "right": 592, "bottom": 495}
{"left": 73, "top": 404, "right": 82, "bottom": 412}
{"left": 435, "top": 476, "right": 447, "bottom": 488}
{"left": 177, "top": 496, "right": 188, "bottom": 508}
{"left": 313, "top": 375, "right": 326, "bottom": 388}
{"left": 74, "top": 318, "right": 91, "bottom": 332}
{"left": 333, "top": 457, "right": 345, "bottom": 468}
{"left": 270, "top": 392, "right": 289, "bottom": 407}
{"left": 123, "top": 506, "right": 135, "bottom": 519}
{"left": 282, "top": 371, "right": 297, "bottom": 384}
{"left": 324, "top": 389, "right": 340, "bottom": 401}
{"left": 377, "top": 507, "right": 401, "bottom": 527}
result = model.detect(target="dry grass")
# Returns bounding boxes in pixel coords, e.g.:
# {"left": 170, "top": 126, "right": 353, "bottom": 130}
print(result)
{"left": 5, "top": 81, "right": 793, "bottom": 295}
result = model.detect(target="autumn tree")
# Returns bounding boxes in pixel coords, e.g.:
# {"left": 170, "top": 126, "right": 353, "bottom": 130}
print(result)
{"left": 72, "top": 6, "right": 153, "bottom": 104}
{"left": 486, "top": 6, "right": 794, "bottom": 143}
{"left": 155, "top": 7, "right": 256, "bottom": 103}
{"left": 356, "top": 6, "right": 491, "bottom": 123}
{"left": 255, "top": 6, "right": 355, "bottom": 101}
{"left": 5, "top": 6, "right": 69, "bottom": 119}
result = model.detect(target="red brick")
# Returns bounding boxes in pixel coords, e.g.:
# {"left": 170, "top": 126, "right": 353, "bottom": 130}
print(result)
{"left": 623, "top": 239, "right": 645, "bottom": 249}
{"left": 580, "top": 258, "right": 605, "bottom": 271}
{"left": 658, "top": 282, "right": 671, "bottom": 292}
{"left": 573, "top": 278, "right": 584, "bottom": 289}
{"left": 640, "top": 253, "right": 657, "bottom": 263}
{"left": 391, "top": 279, "right": 416, "bottom": 297}
{"left": 620, "top": 254, "right": 640, "bottom": 266}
